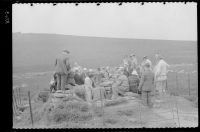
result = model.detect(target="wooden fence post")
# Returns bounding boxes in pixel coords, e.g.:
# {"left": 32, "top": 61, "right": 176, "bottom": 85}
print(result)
{"left": 13, "top": 89, "right": 18, "bottom": 110}
{"left": 13, "top": 95, "right": 17, "bottom": 118}
{"left": 187, "top": 73, "right": 190, "bottom": 96}
{"left": 176, "top": 72, "right": 179, "bottom": 94}
{"left": 100, "top": 88, "right": 105, "bottom": 127}
{"left": 138, "top": 101, "right": 142, "bottom": 127}
{"left": 28, "top": 91, "right": 34, "bottom": 127}
{"left": 18, "top": 87, "right": 21, "bottom": 105}
{"left": 175, "top": 98, "right": 180, "bottom": 127}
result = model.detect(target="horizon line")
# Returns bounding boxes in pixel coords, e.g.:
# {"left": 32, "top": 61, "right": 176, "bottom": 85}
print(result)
{"left": 13, "top": 32, "right": 197, "bottom": 42}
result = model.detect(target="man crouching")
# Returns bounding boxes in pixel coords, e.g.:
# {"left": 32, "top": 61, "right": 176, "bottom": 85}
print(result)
{"left": 111, "top": 67, "right": 129, "bottom": 99}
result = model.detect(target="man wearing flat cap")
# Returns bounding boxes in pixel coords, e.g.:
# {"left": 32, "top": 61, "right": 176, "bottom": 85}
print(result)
{"left": 130, "top": 53, "right": 138, "bottom": 71}
{"left": 55, "top": 49, "right": 71, "bottom": 91}
{"left": 140, "top": 56, "right": 152, "bottom": 74}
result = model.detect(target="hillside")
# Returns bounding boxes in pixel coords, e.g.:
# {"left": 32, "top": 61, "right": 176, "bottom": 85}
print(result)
{"left": 13, "top": 33, "right": 197, "bottom": 73}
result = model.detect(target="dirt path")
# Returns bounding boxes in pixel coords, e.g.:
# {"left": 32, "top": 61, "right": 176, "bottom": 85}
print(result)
{"left": 13, "top": 94, "right": 198, "bottom": 128}
{"left": 99, "top": 95, "right": 198, "bottom": 128}
{"left": 151, "top": 95, "right": 198, "bottom": 127}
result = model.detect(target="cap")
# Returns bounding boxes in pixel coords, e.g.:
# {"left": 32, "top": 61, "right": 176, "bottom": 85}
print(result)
{"left": 145, "top": 63, "right": 150, "bottom": 67}
{"left": 130, "top": 54, "right": 135, "bottom": 57}
{"left": 63, "top": 49, "right": 70, "bottom": 54}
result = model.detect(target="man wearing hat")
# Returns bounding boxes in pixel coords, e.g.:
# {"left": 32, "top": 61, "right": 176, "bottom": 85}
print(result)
{"left": 140, "top": 56, "right": 152, "bottom": 74}
{"left": 130, "top": 54, "right": 138, "bottom": 71}
{"left": 55, "top": 49, "right": 71, "bottom": 91}
{"left": 138, "top": 63, "right": 154, "bottom": 106}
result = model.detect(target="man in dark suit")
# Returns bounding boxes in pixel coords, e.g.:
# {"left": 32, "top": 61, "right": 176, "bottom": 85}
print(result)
{"left": 138, "top": 63, "right": 154, "bottom": 106}
{"left": 55, "top": 49, "right": 71, "bottom": 91}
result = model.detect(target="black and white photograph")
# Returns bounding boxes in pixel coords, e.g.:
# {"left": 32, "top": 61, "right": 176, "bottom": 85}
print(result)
{"left": 12, "top": 2, "right": 197, "bottom": 128}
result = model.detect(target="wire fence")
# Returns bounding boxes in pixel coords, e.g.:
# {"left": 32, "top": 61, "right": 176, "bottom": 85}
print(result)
{"left": 96, "top": 70, "right": 198, "bottom": 128}
{"left": 12, "top": 68, "right": 197, "bottom": 128}
{"left": 13, "top": 87, "right": 34, "bottom": 127}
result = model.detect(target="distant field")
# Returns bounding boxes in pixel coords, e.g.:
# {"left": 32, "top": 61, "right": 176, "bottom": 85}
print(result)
{"left": 12, "top": 33, "right": 198, "bottom": 128}
{"left": 12, "top": 33, "right": 197, "bottom": 99}
{"left": 13, "top": 33, "right": 197, "bottom": 74}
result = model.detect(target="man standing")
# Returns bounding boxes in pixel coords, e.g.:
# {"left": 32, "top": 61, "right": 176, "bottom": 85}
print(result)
{"left": 140, "top": 56, "right": 152, "bottom": 74}
{"left": 130, "top": 54, "right": 138, "bottom": 70}
{"left": 55, "top": 49, "right": 71, "bottom": 91}
{"left": 154, "top": 55, "right": 170, "bottom": 94}
{"left": 138, "top": 63, "right": 154, "bottom": 106}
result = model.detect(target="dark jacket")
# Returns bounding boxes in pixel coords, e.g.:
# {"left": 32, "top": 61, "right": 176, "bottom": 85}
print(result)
{"left": 128, "top": 75, "right": 140, "bottom": 93}
{"left": 74, "top": 73, "right": 86, "bottom": 85}
{"left": 138, "top": 69, "right": 154, "bottom": 92}
{"left": 55, "top": 53, "right": 70, "bottom": 75}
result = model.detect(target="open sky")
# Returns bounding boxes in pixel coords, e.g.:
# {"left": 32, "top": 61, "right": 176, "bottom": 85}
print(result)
{"left": 13, "top": 2, "right": 197, "bottom": 41}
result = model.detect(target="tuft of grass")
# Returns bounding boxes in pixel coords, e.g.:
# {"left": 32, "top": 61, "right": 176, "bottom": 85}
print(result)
{"left": 105, "top": 118, "right": 118, "bottom": 124}
{"left": 117, "top": 109, "right": 134, "bottom": 116}
{"left": 37, "top": 91, "right": 50, "bottom": 103}
{"left": 183, "top": 95, "right": 197, "bottom": 102}
{"left": 105, "top": 97, "right": 128, "bottom": 107}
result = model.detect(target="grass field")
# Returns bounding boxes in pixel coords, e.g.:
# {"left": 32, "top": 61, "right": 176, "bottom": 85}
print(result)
{"left": 12, "top": 33, "right": 198, "bottom": 128}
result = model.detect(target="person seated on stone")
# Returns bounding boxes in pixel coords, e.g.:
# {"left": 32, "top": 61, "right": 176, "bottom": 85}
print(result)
{"left": 65, "top": 70, "right": 76, "bottom": 90}
{"left": 128, "top": 70, "right": 140, "bottom": 94}
{"left": 93, "top": 68, "right": 104, "bottom": 85}
{"left": 111, "top": 67, "right": 129, "bottom": 99}
{"left": 84, "top": 71, "right": 93, "bottom": 105}
{"left": 123, "top": 63, "right": 130, "bottom": 77}
{"left": 74, "top": 68, "right": 86, "bottom": 85}
{"left": 138, "top": 63, "right": 154, "bottom": 106}
{"left": 49, "top": 72, "right": 57, "bottom": 93}
{"left": 88, "top": 69, "right": 96, "bottom": 88}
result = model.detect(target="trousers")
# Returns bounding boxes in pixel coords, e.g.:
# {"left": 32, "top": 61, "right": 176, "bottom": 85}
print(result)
{"left": 155, "top": 80, "right": 167, "bottom": 94}
{"left": 56, "top": 73, "right": 67, "bottom": 90}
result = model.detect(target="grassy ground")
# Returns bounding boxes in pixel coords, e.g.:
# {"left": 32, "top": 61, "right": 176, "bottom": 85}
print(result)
{"left": 13, "top": 63, "right": 198, "bottom": 128}
{"left": 13, "top": 94, "right": 198, "bottom": 128}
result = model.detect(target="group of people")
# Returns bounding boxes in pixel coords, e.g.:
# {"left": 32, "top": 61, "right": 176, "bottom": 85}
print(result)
{"left": 121, "top": 52, "right": 170, "bottom": 106}
{"left": 50, "top": 49, "right": 170, "bottom": 107}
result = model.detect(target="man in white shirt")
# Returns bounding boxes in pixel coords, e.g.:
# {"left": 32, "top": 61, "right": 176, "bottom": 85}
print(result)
{"left": 130, "top": 54, "right": 138, "bottom": 70}
{"left": 154, "top": 56, "right": 170, "bottom": 94}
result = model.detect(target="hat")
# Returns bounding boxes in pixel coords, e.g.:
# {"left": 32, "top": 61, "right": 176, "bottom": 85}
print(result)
{"left": 130, "top": 54, "right": 135, "bottom": 57}
{"left": 63, "top": 49, "right": 70, "bottom": 54}
{"left": 159, "top": 55, "right": 164, "bottom": 59}
{"left": 131, "top": 70, "right": 138, "bottom": 75}
{"left": 143, "top": 56, "right": 147, "bottom": 59}
{"left": 144, "top": 63, "right": 150, "bottom": 68}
